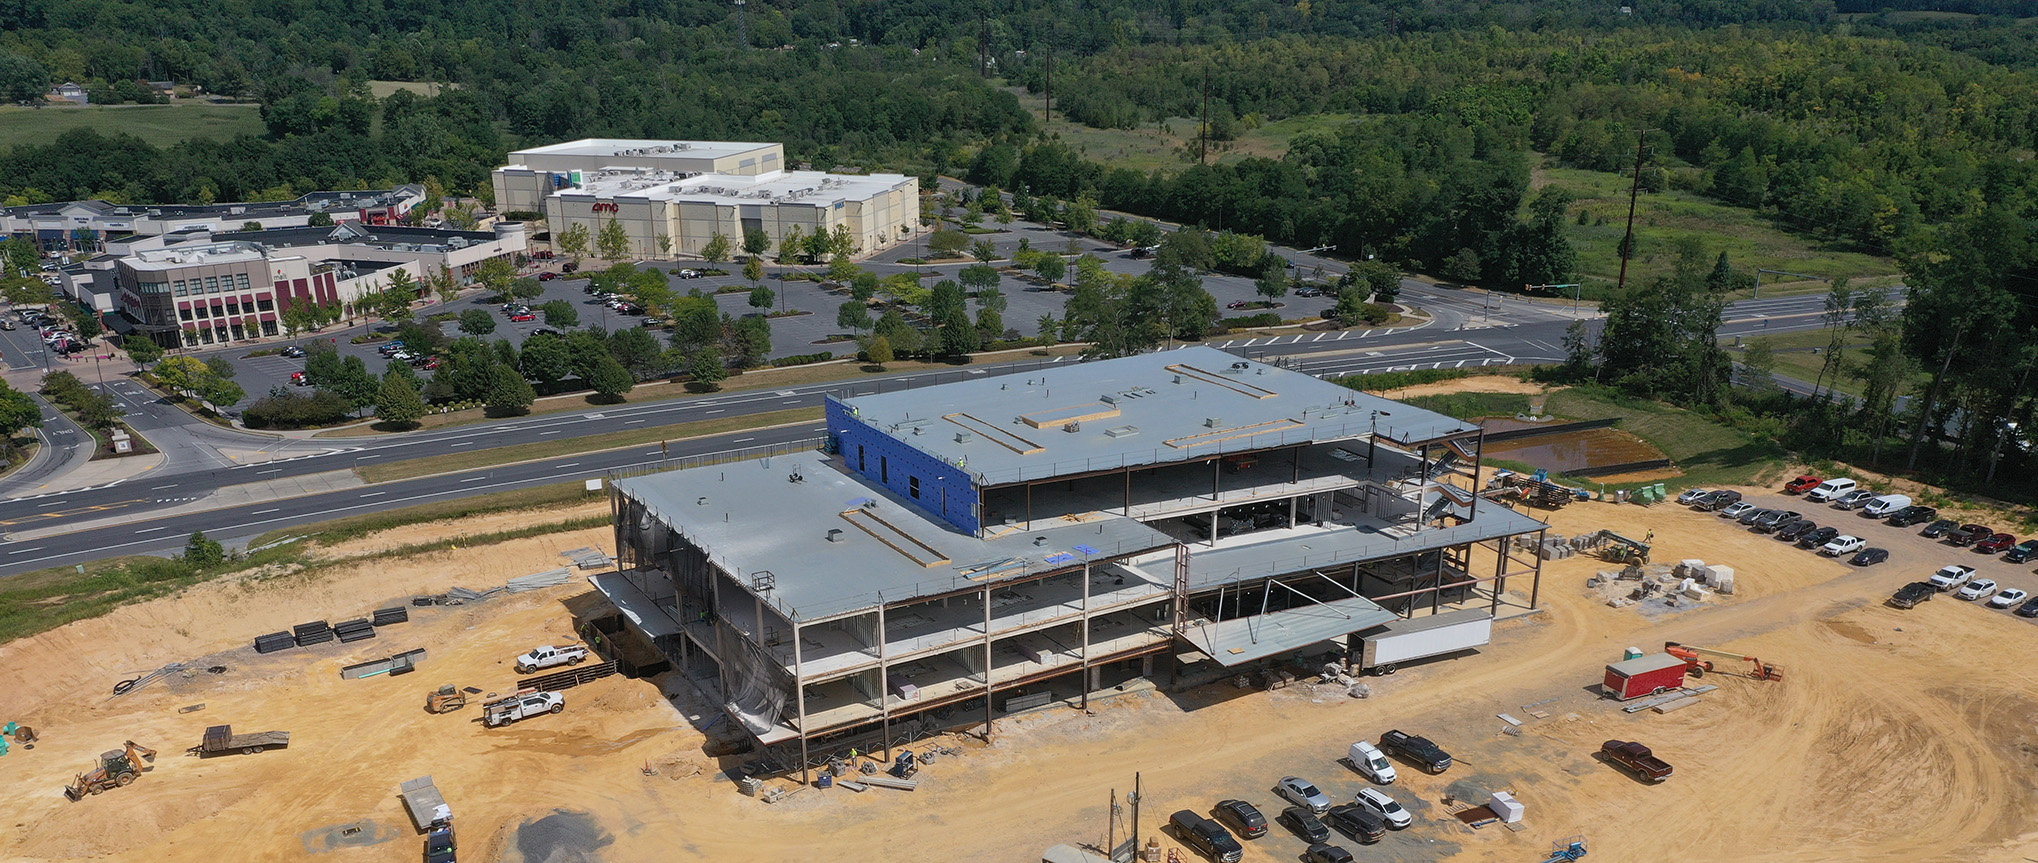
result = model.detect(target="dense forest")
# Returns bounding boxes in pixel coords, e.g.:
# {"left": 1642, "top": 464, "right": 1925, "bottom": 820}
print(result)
{"left": 5, "top": 0, "right": 2038, "bottom": 492}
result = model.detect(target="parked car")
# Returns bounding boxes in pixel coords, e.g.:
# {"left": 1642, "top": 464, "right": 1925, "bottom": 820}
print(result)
{"left": 1751, "top": 510, "right": 1801, "bottom": 532}
{"left": 280, "top": 345, "right": 305, "bottom": 358}
{"left": 616, "top": 303, "right": 645, "bottom": 315}
{"left": 1958, "top": 578, "right": 2000, "bottom": 601}
{"left": 1278, "top": 807, "right": 1331, "bottom": 844}
{"left": 533, "top": 326, "right": 565, "bottom": 338}
{"left": 1783, "top": 475, "right": 1824, "bottom": 494}
{"left": 1277, "top": 777, "right": 1331, "bottom": 814}
{"left": 2006, "top": 541, "right": 2038, "bottom": 564}
{"left": 1848, "top": 548, "right": 1889, "bottom": 567}
{"left": 513, "top": 644, "right": 589, "bottom": 674}
{"left": 538, "top": 271, "right": 557, "bottom": 281}
{"left": 675, "top": 268, "right": 703, "bottom": 278}
{"left": 1735, "top": 507, "right": 1775, "bottom": 526}
{"left": 1921, "top": 519, "right": 1961, "bottom": 538}
{"left": 1988, "top": 588, "right": 2030, "bottom": 609}
{"left": 1323, "top": 805, "right": 1387, "bottom": 844}
{"left": 1378, "top": 730, "right": 1451, "bottom": 774}
{"left": 1352, "top": 788, "right": 1412, "bottom": 829}
{"left": 1303, "top": 844, "right": 1355, "bottom": 863}
{"left": 1698, "top": 490, "right": 1743, "bottom": 511}
{"left": 1676, "top": 488, "right": 1714, "bottom": 505}
{"left": 1168, "top": 811, "right": 1243, "bottom": 863}
{"left": 1885, "top": 505, "right": 1937, "bottom": 527}
{"left": 1890, "top": 581, "right": 1937, "bottom": 609}
{"left": 1805, "top": 478, "right": 1859, "bottom": 502}
{"left": 290, "top": 371, "right": 309, "bottom": 386}
{"left": 1977, "top": 533, "right": 2018, "bottom": 554}
{"left": 1796, "top": 526, "right": 1841, "bottom": 549}
{"left": 1929, "top": 565, "right": 1978, "bottom": 591}
{"left": 1820, "top": 535, "right": 1866, "bottom": 556}
{"left": 1776, "top": 520, "right": 1819, "bottom": 542}
{"left": 1212, "top": 800, "right": 1267, "bottom": 839}
{"left": 510, "top": 311, "right": 536, "bottom": 323}
{"left": 1861, "top": 494, "right": 1913, "bottom": 517}
{"left": 1948, "top": 524, "right": 1994, "bottom": 547}
{"left": 1347, "top": 741, "right": 1396, "bottom": 784}
{"left": 1832, "top": 489, "right": 1879, "bottom": 510}
{"left": 2017, "top": 596, "right": 2038, "bottom": 618}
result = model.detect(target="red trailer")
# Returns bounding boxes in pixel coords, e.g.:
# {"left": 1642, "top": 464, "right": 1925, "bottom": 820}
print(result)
{"left": 1604, "top": 653, "right": 1689, "bottom": 700}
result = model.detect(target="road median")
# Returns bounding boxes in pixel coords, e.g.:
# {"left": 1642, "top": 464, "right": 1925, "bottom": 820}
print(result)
{"left": 354, "top": 407, "right": 823, "bottom": 484}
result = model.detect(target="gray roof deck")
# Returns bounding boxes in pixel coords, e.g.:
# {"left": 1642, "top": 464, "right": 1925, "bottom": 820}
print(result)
{"left": 615, "top": 452, "right": 1176, "bottom": 623}
{"left": 1183, "top": 594, "right": 1398, "bottom": 667}
{"left": 834, "top": 347, "right": 1477, "bottom": 487}
{"left": 1178, "top": 503, "right": 1548, "bottom": 591}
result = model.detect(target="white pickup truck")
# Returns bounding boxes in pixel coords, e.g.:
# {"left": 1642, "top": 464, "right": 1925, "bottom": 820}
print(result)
{"left": 483, "top": 691, "right": 564, "bottom": 727}
{"left": 513, "top": 644, "right": 590, "bottom": 674}
{"left": 1929, "top": 565, "right": 1977, "bottom": 592}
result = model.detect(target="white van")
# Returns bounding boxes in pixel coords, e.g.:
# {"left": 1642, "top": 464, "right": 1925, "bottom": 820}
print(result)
{"left": 1805, "top": 478, "right": 1857, "bottom": 503}
{"left": 1349, "top": 741, "right": 1398, "bottom": 784}
{"left": 1862, "top": 494, "right": 1912, "bottom": 517}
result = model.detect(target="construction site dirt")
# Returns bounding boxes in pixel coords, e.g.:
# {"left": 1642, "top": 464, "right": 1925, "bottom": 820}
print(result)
{"left": 5, "top": 489, "right": 2038, "bottom": 863}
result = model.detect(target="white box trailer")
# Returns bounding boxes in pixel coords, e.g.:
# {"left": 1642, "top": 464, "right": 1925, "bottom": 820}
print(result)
{"left": 1351, "top": 608, "right": 1494, "bottom": 674}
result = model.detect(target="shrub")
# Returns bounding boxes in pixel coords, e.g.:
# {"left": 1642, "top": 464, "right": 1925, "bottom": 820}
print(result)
{"left": 1220, "top": 313, "right": 1284, "bottom": 330}
{"left": 770, "top": 351, "right": 835, "bottom": 367}
{"left": 242, "top": 388, "right": 353, "bottom": 429}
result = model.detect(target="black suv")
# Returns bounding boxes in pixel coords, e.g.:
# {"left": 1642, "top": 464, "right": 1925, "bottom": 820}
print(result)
{"left": 1889, "top": 582, "right": 1936, "bottom": 609}
{"left": 1776, "top": 520, "right": 1818, "bottom": 542}
{"left": 1279, "top": 807, "right": 1330, "bottom": 843}
{"left": 2005, "top": 540, "right": 2038, "bottom": 564}
{"left": 1325, "top": 804, "right": 1388, "bottom": 843}
{"left": 1920, "top": 519, "right": 1960, "bottom": 538}
{"left": 1378, "top": 730, "right": 1452, "bottom": 774}
{"left": 1212, "top": 800, "right": 1267, "bottom": 839}
{"left": 1796, "top": 526, "right": 1840, "bottom": 549}
{"left": 1169, "top": 811, "right": 1243, "bottom": 863}
{"left": 1885, "top": 505, "right": 1937, "bottom": 527}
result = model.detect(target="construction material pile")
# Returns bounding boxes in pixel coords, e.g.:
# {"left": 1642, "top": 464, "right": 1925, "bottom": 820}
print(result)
{"left": 1518, "top": 531, "right": 1615, "bottom": 560}
{"left": 1586, "top": 559, "right": 1732, "bottom": 611}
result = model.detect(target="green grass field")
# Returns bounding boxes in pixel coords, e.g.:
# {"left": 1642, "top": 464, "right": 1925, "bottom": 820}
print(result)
{"left": 1539, "top": 164, "right": 1900, "bottom": 300}
{"left": 0, "top": 102, "right": 266, "bottom": 149}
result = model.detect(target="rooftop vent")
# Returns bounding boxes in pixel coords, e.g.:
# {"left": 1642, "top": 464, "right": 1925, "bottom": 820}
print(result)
{"left": 696, "top": 496, "right": 708, "bottom": 506}
{"left": 826, "top": 528, "right": 845, "bottom": 543}
{"left": 1063, "top": 421, "right": 1081, "bottom": 433}
{"left": 1099, "top": 394, "right": 1118, "bottom": 405}
{"left": 1103, "top": 425, "right": 1139, "bottom": 438}
{"left": 1173, "top": 374, "right": 1184, "bottom": 384}
{"left": 954, "top": 431, "right": 974, "bottom": 444}
{"left": 1231, "top": 362, "right": 1249, "bottom": 370}
{"left": 1033, "top": 536, "right": 1048, "bottom": 546}
{"left": 1204, "top": 417, "right": 1223, "bottom": 428}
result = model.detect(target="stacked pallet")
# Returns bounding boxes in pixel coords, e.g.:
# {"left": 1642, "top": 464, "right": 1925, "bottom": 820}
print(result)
{"left": 293, "top": 620, "right": 334, "bottom": 647}
{"left": 334, "top": 619, "right": 377, "bottom": 643}
{"left": 253, "top": 631, "right": 296, "bottom": 654}
{"left": 371, "top": 606, "right": 409, "bottom": 626}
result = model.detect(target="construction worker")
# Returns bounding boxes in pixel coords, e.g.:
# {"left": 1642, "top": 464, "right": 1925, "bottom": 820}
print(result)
{"left": 1645, "top": 530, "right": 1655, "bottom": 544}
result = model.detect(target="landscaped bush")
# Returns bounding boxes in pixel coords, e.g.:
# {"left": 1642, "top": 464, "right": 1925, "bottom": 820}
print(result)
{"left": 770, "top": 351, "right": 834, "bottom": 367}
{"left": 242, "top": 388, "right": 353, "bottom": 429}
{"left": 1220, "top": 312, "right": 1283, "bottom": 329}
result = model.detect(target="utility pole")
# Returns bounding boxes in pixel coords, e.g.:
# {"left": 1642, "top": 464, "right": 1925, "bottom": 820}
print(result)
{"left": 1131, "top": 772, "right": 1142, "bottom": 861}
{"left": 979, "top": 12, "right": 991, "bottom": 77}
{"left": 1614, "top": 128, "right": 1650, "bottom": 295}
{"left": 1044, "top": 42, "right": 1053, "bottom": 124}
{"left": 1198, "top": 68, "right": 1211, "bottom": 166}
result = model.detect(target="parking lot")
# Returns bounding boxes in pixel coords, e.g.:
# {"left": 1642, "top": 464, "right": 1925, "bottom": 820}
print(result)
{"left": 1691, "top": 486, "right": 2038, "bottom": 622}
{"left": 189, "top": 214, "right": 1352, "bottom": 408}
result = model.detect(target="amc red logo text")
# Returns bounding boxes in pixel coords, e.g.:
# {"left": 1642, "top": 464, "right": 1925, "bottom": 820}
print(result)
{"left": 591, "top": 202, "right": 620, "bottom": 213}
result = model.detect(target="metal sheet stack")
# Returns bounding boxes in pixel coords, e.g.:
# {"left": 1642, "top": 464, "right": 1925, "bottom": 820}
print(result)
{"left": 372, "top": 606, "right": 409, "bottom": 626}
{"left": 253, "top": 631, "right": 296, "bottom": 654}
{"left": 334, "top": 618, "right": 377, "bottom": 643}
{"left": 293, "top": 620, "right": 334, "bottom": 647}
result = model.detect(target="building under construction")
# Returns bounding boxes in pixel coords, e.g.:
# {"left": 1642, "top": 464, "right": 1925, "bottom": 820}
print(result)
{"left": 594, "top": 348, "right": 1547, "bottom": 772}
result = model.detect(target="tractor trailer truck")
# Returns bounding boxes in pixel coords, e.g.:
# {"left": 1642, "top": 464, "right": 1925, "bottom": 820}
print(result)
{"left": 1349, "top": 609, "right": 1493, "bottom": 675}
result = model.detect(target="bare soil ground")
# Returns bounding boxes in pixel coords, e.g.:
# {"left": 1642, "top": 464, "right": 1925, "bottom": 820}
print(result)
{"left": 1376, "top": 376, "right": 1548, "bottom": 400}
{"left": 4, "top": 485, "right": 2037, "bottom": 863}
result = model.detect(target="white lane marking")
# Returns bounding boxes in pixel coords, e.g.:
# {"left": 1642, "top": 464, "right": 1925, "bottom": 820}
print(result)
{"left": 540, "top": 430, "right": 561, "bottom": 435}
{"left": 252, "top": 508, "right": 279, "bottom": 515}
{"left": 151, "top": 484, "right": 178, "bottom": 490}
{"left": 356, "top": 454, "right": 380, "bottom": 460}
{"left": 136, "top": 526, "right": 166, "bottom": 533}
{"left": 461, "top": 476, "right": 487, "bottom": 482}
{"left": 258, "top": 468, "right": 281, "bottom": 474}
{"left": 625, "top": 419, "right": 645, "bottom": 424}
{"left": 556, "top": 463, "right": 579, "bottom": 468}
{"left": 6, "top": 546, "right": 42, "bottom": 554}
{"left": 706, "top": 409, "right": 725, "bottom": 414}
{"left": 360, "top": 491, "right": 386, "bottom": 498}
{"left": 733, "top": 437, "right": 754, "bottom": 443}
{"left": 449, "top": 441, "right": 475, "bottom": 447}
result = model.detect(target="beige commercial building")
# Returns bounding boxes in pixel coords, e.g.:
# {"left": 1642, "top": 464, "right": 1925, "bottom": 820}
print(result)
{"left": 491, "top": 139, "right": 920, "bottom": 261}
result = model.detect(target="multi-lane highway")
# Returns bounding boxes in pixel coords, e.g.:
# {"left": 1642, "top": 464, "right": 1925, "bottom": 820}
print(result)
{"left": 0, "top": 278, "right": 1876, "bottom": 577}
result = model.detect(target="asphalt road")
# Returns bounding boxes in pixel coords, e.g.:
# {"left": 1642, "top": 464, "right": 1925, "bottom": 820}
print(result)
{"left": 0, "top": 285, "right": 1869, "bottom": 576}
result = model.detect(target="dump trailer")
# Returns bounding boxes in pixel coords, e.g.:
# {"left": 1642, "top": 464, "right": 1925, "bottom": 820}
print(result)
{"left": 63, "top": 741, "right": 157, "bottom": 800}
{"left": 190, "top": 725, "right": 290, "bottom": 757}
{"left": 1350, "top": 609, "right": 1493, "bottom": 675}
{"left": 1603, "top": 653, "right": 1690, "bottom": 700}
{"left": 400, "top": 776, "right": 451, "bottom": 832}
